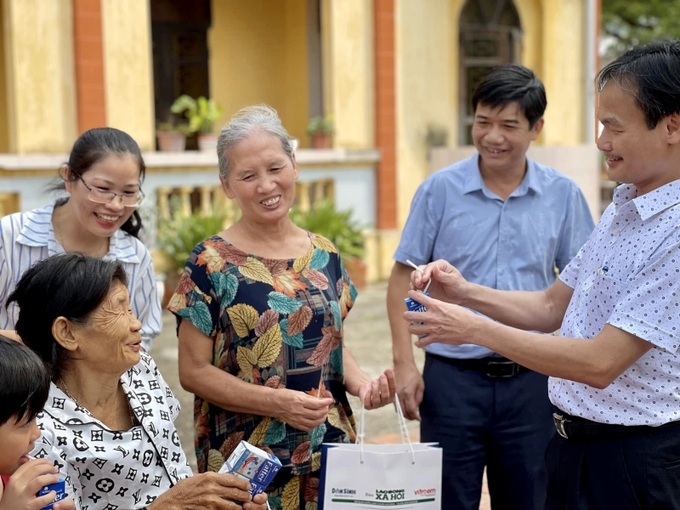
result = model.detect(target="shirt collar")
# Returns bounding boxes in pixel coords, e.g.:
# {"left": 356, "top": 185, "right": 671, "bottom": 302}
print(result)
{"left": 16, "top": 202, "right": 139, "bottom": 262}
{"left": 16, "top": 203, "right": 62, "bottom": 255}
{"left": 613, "top": 180, "right": 680, "bottom": 221}
{"left": 462, "top": 153, "right": 542, "bottom": 197}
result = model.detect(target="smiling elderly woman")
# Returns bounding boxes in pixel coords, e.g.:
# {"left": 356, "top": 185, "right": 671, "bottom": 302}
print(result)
{"left": 7, "top": 253, "right": 267, "bottom": 510}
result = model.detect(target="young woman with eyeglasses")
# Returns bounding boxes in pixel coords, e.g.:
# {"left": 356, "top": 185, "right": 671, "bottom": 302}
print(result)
{"left": 0, "top": 127, "right": 161, "bottom": 351}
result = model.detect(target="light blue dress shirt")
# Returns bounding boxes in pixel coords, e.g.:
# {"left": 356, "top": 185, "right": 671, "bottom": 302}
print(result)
{"left": 394, "top": 154, "right": 595, "bottom": 359}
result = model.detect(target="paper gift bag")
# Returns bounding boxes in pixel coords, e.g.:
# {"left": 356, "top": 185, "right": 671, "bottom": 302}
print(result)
{"left": 318, "top": 397, "right": 442, "bottom": 509}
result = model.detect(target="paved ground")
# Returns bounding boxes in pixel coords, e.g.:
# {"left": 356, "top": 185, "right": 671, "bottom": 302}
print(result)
{"left": 153, "top": 280, "right": 490, "bottom": 509}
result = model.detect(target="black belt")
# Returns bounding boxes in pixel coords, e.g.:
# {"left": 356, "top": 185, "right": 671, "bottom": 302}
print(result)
{"left": 552, "top": 411, "right": 680, "bottom": 440}
{"left": 426, "top": 353, "right": 525, "bottom": 378}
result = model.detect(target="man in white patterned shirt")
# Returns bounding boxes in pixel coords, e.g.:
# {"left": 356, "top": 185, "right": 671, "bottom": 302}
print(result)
{"left": 404, "top": 40, "right": 680, "bottom": 509}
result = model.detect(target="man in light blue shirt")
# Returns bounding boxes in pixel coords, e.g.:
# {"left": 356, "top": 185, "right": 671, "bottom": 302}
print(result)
{"left": 387, "top": 64, "right": 594, "bottom": 510}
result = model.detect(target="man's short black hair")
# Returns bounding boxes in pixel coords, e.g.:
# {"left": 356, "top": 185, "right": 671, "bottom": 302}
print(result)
{"left": 472, "top": 64, "right": 547, "bottom": 129}
{"left": 597, "top": 40, "right": 680, "bottom": 129}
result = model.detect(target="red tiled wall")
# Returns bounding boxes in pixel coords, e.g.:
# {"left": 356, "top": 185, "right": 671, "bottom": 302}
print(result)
{"left": 374, "top": 0, "right": 397, "bottom": 230}
{"left": 73, "top": 0, "right": 106, "bottom": 132}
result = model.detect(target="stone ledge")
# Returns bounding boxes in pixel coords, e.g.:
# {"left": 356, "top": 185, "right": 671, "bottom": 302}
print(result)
{"left": 0, "top": 148, "right": 380, "bottom": 173}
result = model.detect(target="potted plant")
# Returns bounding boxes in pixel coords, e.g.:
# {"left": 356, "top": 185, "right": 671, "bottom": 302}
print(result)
{"left": 170, "top": 95, "right": 224, "bottom": 151}
{"left": 290, "top": 199, "right": 367, "bottom": 287}
{"left": 155, "top": 120, "right": 192, "bottom": 152}
{"left": 155, "top": 206, "right": 229, "bottom": 306}
{"left": 306, "top": 115, "right": 334, "bottom": 149}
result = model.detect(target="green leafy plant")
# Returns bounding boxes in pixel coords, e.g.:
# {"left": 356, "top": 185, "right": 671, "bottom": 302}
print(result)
{"left": 306, "top": 115, "right": 335, "bottom": 136}
{"left": 170, "top": 95, "right": 223, "bottom": 134}
{"left": 425, "top": 124, "right": 449, "bottom": 149}
{"left": 156, "top": 119, "right": 192, "bottom": 136}
{"left": 156, "top": 208, "right": 228, "bottom": 275}
{"left": 290, "top": 199, "right": 365, "bottom": 260}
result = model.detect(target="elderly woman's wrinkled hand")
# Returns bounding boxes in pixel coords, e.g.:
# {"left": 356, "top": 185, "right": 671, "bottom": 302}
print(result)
{"left": 359, "top": 368, "right": 396, "bottom": 410}
{"left": 274, "top": 390, "right": 334, "bottom": 432}
{"left": 149, "top": 472, "right": 262, "bottom": 510}
{"left": 244, "top": 492, "right": 269, "bottom": 510}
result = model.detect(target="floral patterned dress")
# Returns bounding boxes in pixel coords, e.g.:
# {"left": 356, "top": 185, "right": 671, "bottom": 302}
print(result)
{"left": 168, "top": 232, "right": 358, "bottom": 510}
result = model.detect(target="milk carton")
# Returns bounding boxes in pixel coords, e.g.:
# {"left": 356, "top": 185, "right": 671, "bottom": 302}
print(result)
{"left": 218, "top": 441, "right": 282, "bottom": 495}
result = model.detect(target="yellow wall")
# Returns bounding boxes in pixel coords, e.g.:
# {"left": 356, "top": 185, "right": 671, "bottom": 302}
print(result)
{"left": 102, "top": 0, "right": 155, "bottom": 151}
{"left": 209, "top": 0, "right": 309, "bottom": 141}
{"left": 0, "top": 2, "right": 8, "bottom": 152}
{"left": 324, "top": 0, "right": 374, "bottom": 150}
{"left": 514, "top": 0, "right": 586, "bottom": 145}
{"left": 515, "top": 0, "right": 542, "bottom": 74}
{"left": 2, "top": 0, "right": 76, "bottom": 153}
{"left": 538, "top": 0, "right": 586, "bottom": 145}
{"left": 395, "top": 0, "right": 459, "bottom": 227}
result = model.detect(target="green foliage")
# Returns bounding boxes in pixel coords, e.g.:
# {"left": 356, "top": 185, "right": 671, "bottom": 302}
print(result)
{"left": 156, "top": 119, "right": 192, "bottom": 136}
{"left": 170, "top": 95, "right": 223, "bottom": 134}
{"left": 602, "top": 0, "right": 680, "bottom": 57}
{"left": 290, "top": 199, "right": 365, "bottom": 260}
{"left": 306, "top": 115, "right": 334, "bottom": 135}
{"left": 157, "top": 208, "right": 228, "bottom": 275}
{"left": 425, "top": 124, "right": 448, "bottom": 148}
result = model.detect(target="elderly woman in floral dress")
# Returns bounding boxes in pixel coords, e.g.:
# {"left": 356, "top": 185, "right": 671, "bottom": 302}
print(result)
{"left": 169, "top": 104, "right": 395, "bottom": 510}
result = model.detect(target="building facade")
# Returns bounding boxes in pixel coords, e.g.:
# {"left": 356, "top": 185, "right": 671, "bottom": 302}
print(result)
{"left": 0, "top": 0, "right": 601, "bottom": 281}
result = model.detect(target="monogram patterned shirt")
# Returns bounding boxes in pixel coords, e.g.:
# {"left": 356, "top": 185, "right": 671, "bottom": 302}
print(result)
{"left": 32, "top": 353, "right": 193, "bottom": 510}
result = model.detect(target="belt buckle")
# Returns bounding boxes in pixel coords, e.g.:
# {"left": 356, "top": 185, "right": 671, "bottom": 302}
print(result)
{"left": 553, "top": 413, "right": 569, "bottom": 439}
{"left": 486, "top": 361, "right": 518, "bottom": 378}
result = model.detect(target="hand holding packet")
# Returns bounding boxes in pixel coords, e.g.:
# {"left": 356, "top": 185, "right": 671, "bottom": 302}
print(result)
{"left": 404, "top": 292, "right": 430, "bottom": 313}
{"left": 38, "top": 476, "right": 66, "bottom": 510}
{"left": 405, "top": 291, "right": 429, "bottom": 327}
{"left": 218, "top": 440, "right": 282, "bottom": 495}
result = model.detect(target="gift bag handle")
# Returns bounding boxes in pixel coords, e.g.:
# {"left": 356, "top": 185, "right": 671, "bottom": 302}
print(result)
{"left": 357, "top": 394, "right": 417, "bottom": 464}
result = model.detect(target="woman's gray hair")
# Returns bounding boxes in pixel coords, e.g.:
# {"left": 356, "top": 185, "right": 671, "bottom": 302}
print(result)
{"left": 217, "top": 104, "right": 294, "bottom": 180}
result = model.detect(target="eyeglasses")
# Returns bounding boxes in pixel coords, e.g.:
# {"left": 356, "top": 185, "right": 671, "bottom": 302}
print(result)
{"left": 73, "top": 172, "right": 145, "bottom": 208}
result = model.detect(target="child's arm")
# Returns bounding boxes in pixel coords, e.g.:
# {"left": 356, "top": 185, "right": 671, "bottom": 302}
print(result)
{"left": 0, "top": 458, "right": 75, "bottom": 510}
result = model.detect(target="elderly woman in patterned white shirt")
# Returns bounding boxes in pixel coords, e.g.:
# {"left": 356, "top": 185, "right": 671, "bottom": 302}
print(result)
{"left": 7, "top": 253, "right": 267, "bottom": 510}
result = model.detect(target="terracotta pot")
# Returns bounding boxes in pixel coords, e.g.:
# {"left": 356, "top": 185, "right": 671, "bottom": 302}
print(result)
{"left": 198, "top": 133, "right": 218, "bottom": 152}
{"left": 310, "top": 132, "right": 332, "bottom": 149}
{"left": 161, "top": 271, "right": 181, "bottom": 308}
{"left": 344, "top": 257, "right": 367, "bottom": 289}
{"left": 156, "top": 131, "right": 186, "bottom": 152}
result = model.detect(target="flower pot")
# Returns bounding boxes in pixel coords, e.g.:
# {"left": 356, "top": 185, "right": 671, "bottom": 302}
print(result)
{"left": 157, "top": 131, "right": 186, "bottom": 152}
{"left": 310, "top": 132, "right": 332, "bottom": 149}
{"left": 344, "top": 257, "right": 367, "bottom": 289}
{"left": 198, "top": 133, "right": 218, "bottom": 153}
{"left": 161, "top": 271, "right": 181, "bottom": 309}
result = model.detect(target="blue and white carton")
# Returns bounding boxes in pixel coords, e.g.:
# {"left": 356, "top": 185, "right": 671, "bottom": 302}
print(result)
{"left": 38, "top": 476, "right": 66, "bottom": 510}
{"left": 219, "top": 440, "right": 282, "bottom": 495}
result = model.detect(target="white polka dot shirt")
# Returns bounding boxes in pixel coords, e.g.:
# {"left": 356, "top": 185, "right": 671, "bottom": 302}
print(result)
{"left": 553, "top": 181, "right": 680, "bottom": 426}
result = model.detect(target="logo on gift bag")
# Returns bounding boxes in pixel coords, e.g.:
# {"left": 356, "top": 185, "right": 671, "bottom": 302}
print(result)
{"left": 376, "top": 489, "right": 405, "bottom": 501}
{"left": 331, "top": 488, "right": 357, "bottom": 495}
{"left": 414, "top": 488, "right": 437, "bottom": 497}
